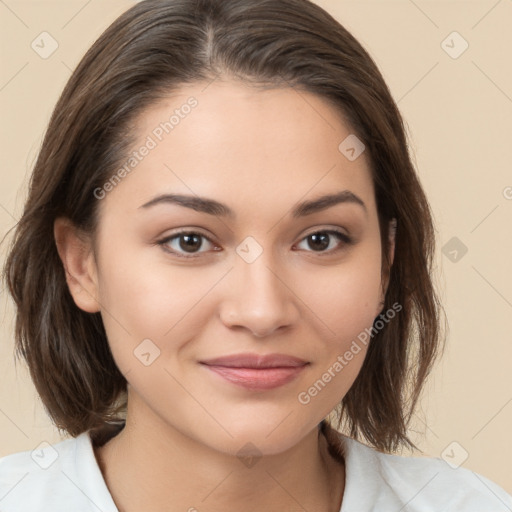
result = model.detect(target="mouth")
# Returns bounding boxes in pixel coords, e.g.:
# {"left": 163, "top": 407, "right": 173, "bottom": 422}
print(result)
{"left": 199, "top": 353, "right": 310, "bottom": 391}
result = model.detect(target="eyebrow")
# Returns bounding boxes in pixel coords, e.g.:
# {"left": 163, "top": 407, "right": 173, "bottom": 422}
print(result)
{"left": 138, "top": 190, "right": 367, "bottom": 218}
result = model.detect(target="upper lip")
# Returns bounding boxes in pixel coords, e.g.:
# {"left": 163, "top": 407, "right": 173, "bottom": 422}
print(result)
{"left": 200, "top": 353, "right": 309, "bottom": 369}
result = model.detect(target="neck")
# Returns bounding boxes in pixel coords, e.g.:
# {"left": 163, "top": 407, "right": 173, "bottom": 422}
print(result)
{"left": 93, "top": 396, "right": 345, "bottom": 512}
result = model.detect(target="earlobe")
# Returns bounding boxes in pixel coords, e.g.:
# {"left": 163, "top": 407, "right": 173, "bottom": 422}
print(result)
{"left": 53, "top": 217, "right": 101, "bottom": 313}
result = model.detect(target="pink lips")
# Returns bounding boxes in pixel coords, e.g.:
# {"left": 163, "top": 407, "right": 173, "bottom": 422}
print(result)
{"left": 200, "top": 353, "right": 309, "bottom": 390}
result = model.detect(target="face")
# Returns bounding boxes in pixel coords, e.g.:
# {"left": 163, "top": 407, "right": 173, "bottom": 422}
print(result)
{"left": 61, "top": 80, "right": 393, "bottom": 456}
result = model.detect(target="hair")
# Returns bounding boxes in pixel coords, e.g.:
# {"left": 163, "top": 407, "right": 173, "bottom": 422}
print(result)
{"left": 1, "top": 0, "right": 445, "bottom": 452}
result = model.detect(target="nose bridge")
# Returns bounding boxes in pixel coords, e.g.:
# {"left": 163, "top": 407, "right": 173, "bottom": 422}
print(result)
{"left": 220, "top": 240, "right": 297, "bottom": 337}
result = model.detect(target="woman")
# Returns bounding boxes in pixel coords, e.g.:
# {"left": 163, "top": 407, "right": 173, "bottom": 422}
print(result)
{"left": 1, "top": 0, "right": 510, "bottom": 510}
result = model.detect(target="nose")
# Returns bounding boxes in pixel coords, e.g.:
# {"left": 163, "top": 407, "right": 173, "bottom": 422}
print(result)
{"left": 219, "top": 252, "right": 299, "bottom": 338}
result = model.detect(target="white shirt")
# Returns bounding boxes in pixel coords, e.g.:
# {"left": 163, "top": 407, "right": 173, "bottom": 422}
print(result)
{"left": 0, "top": 427, "right": 511, "bottom": 511}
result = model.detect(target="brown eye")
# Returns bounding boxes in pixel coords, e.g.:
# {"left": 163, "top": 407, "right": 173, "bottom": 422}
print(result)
{"left": 176, "top": 233, "right": 203, "bottom": 253}
{"left": 296, "top": 230, "right": 352, "bottom": 254}
{"left": 157, "top": 231, "right": 217, "bottom": 258}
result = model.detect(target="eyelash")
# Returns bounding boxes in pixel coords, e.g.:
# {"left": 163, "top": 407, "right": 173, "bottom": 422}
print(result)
{"left": 155, "top": 229, "right": 353, "bottom": 259}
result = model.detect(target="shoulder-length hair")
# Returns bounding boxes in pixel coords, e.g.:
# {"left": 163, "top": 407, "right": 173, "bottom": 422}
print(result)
{"left": 2, "top": 0, "right": 445, "bottom": 452}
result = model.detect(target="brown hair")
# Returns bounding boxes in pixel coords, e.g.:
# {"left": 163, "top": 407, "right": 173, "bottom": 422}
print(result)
{"left": 1, "top": 0, "right": 445, "bottom": 452}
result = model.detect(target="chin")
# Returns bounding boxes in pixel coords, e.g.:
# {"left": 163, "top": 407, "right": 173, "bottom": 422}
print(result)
{"left": 204, "top": 414, "right": 316, "bottom": 458}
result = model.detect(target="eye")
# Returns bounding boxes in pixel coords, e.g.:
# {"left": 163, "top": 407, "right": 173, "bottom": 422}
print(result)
{"left": 156, "top": 230, "right": 219, "bottom": 258}
{"left": 156, "top": 228, "right": 353, "bottom": 259}
{"left": 295, "top": 229, "right": 352, "bottom": 255}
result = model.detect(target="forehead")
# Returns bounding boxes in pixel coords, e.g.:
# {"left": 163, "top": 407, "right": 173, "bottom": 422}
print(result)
{"left": 101, "top": 80, "right": 376, "bottom": 219}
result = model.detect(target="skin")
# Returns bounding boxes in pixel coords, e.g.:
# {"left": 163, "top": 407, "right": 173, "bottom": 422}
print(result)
{"left": 54, "top": 79, "right": 395, "bottom": 512}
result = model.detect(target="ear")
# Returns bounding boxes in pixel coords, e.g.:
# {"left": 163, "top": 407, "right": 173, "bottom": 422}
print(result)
{"left": 54, "top": 217, "right": 100, "bottom": 313}
{"left": 378, "top": 218, "right": 396, "bottom": 314}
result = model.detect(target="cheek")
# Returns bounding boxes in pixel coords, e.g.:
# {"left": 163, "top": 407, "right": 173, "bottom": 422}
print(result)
{"left": 291, "top": 245, "right": 383, "bottom": 390}
{"left": 294, "top": 250, "right": 383, "bottom": 337}
{"left": 95, "top": 242, "right": 217, "bottom": 369}
{"left": 293, "top": 265, "right": 382, "bottom": 412}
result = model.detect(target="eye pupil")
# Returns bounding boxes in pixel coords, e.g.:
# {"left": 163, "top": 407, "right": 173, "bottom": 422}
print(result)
{"left": 308, "top": 232, "right": 330, "bottom": 251}
{"left": 179, "top": 233, "right": 202, "bottom": 253}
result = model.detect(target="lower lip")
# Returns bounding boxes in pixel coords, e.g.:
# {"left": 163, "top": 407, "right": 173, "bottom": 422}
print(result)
{"left": 201, "top": 364, "right": 307, "bottom": 390}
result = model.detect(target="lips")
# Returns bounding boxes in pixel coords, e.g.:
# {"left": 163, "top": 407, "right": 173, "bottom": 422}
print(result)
{"left": 200, "top": 353, "right": 308, "bottom": 369}
{"left": 199, "top": 353, "right": 309, "bottom": 391}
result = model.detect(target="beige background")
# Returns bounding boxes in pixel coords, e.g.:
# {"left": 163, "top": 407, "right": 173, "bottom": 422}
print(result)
{"left": 1, "top": 0, "right": 511, "bottom": 494}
